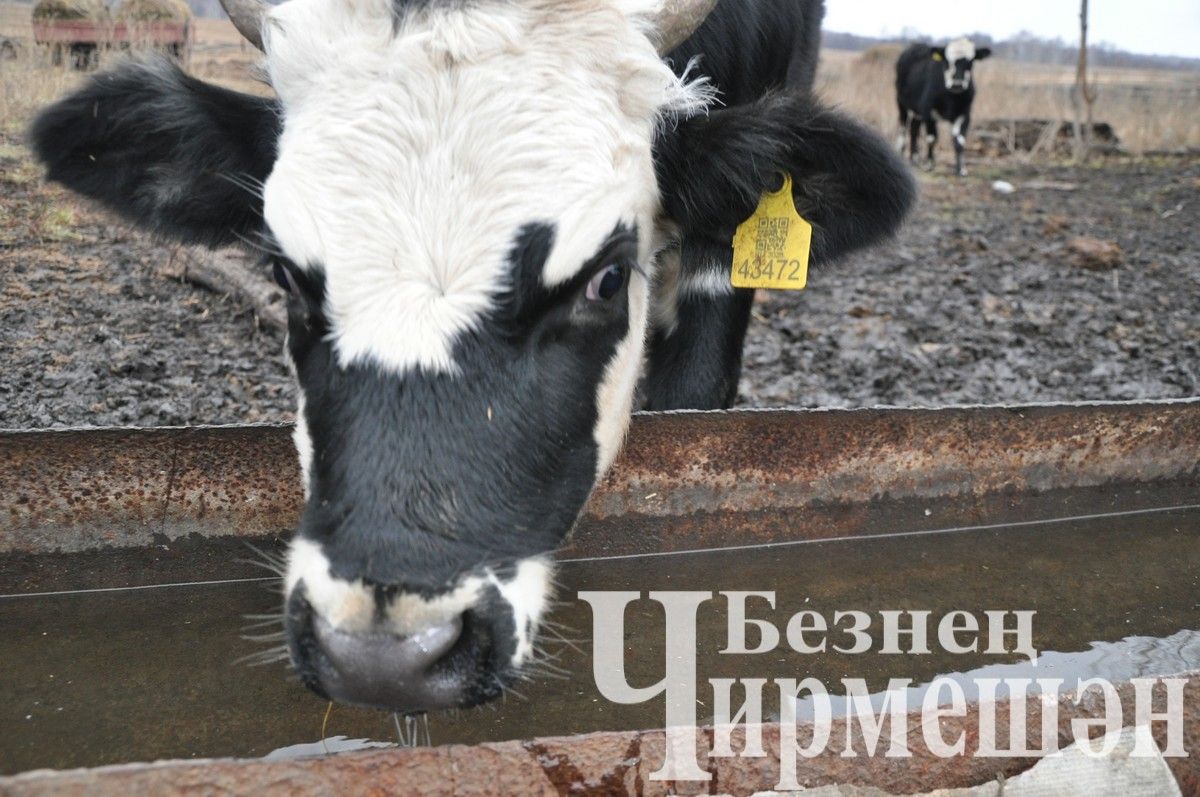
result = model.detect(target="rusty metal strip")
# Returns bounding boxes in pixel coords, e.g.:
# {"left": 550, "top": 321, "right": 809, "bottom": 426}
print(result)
{"left": 588, "top": 400, "right": 1200, "bottom": 519}
{"left": 2, "top": 400, "right": 1199, "bottom": 556}
{"left": 2, "top": 672, "right": 1195, "bottom": 796}
{"left": 0, "top": 425, "right": 302, "bottom": 554}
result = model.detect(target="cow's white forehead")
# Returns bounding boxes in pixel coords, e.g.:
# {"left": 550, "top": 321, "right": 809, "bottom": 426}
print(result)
{"left": 260, "top": 0, "right": 707, "bottom": 374}
{"left": 945, "top": 38, "right": 976, "bottom": 63}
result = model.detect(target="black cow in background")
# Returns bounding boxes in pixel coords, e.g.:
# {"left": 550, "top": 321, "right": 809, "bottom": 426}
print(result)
{"left": 896, "top": 38, "right": 992, "bottom": 176}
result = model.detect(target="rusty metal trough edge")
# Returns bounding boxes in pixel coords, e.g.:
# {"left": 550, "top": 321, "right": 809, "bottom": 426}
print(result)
{"left": 1, "top": 671, "right": 1196, "bottom": 796}
{"left": 3, "top": 399, "right": 1200, "bottom": 555}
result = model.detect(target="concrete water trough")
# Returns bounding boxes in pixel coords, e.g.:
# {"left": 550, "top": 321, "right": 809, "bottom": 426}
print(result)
{"left": 1, "top": 401, "right": 1199, "bottom": 794}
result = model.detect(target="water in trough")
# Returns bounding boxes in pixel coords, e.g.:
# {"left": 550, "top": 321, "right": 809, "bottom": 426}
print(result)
{"left": 1, "top": 490, "right": 1198, "bottom": 774}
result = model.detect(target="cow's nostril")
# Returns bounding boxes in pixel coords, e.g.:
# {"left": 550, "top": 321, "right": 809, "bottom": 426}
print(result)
{"left": 312, "top": 614, "right": 466, "bottom": 712}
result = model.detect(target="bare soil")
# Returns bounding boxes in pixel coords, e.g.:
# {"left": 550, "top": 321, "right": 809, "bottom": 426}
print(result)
{"left": 1, "top": 128, "right": 1197, "bottom": 428}
{"left": 0, "top": 132, "right": 293, "bottom": 428}
{"left": 738, "top": 157, "right": 1200, "bottom": 408}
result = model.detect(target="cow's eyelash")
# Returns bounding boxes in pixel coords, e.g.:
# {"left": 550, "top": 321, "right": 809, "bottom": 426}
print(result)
{"left": 580, "top": 235, "right": 640, "bottom": 281}
{"left": 271, "top": 256, "right": 326, "bottom": 308}
{"left": 272, "top": 258, "right": 299, "bottom": 294}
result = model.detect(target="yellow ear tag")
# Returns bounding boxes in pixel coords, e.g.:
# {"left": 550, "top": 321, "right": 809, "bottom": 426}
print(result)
{"left": 932, "top": 52, "right": 943, "bottom": 62}
{"left": 730, "top": 174, "right": 811, "bottom": 291}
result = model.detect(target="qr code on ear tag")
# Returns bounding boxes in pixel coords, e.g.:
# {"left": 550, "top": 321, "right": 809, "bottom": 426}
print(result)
{"left": 756, "top": 218, "right": 790, "bottom": 257}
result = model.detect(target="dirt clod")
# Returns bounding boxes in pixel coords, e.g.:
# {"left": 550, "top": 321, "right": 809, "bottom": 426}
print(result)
{"left": 1067, "top": 236, "right": 1124, "bottom": 271}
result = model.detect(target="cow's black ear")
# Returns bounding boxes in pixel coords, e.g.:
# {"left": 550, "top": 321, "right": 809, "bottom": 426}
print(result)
{"left": 930, "top": 46, "right": 946, "bottom": 61}
{"left": 655, "top": 94, "right": 916, "bottom": 266}
{"left": 975, "top": 47, "right": 992, "bottom": 61}
{"left": 29, "top": 57, "right": 279, "bottom": 248}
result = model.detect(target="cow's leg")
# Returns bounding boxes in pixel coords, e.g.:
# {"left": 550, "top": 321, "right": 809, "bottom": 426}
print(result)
{"left": 952, "top": 114, "right": 971, "bottom": 177}
{"left": 923, "top": 115, "right": 938, "bottom": 170}
{"left": 896, "top": 105, "right": 909, "bottom": 153}
{"left": 908, "top": 115, "right": 922, "bottom": 164}
{"left": 642, "top": 240, "right": 755, "bottom": 411}
{"left": 908, "top": 115, "right": 922, "bottom": 163}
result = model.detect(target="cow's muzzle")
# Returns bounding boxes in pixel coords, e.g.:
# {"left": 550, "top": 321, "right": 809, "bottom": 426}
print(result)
{"left": 286, "top": 589, "right": 500, "bottom": 713}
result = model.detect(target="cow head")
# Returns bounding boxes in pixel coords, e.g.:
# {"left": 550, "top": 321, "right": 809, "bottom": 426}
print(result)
{"left": 31, "top": 0, "right": 913, "bottom": 715}
{"left": 32, "top": 0, "right": 717, "bottom": 714}
{"left": 932, "top": 38, "right": 991, "bottom": 93}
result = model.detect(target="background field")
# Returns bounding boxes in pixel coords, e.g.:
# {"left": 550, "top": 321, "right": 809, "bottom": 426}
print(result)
{"left": 0, "top": 7, "right": 1198, "bottom": 427}
{"left": 6, "top": 4, "right": 1198, "bottom": 152}
{"left": 818, "top": 46, "right": 1200, "bottom": 155}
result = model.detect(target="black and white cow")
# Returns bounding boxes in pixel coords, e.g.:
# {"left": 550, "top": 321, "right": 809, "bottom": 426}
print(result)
{"left": 896, "top": 37, "right": 992, "bottom": 176}
{"left": 31, "top": 0, "right": 914, "bottom": 714}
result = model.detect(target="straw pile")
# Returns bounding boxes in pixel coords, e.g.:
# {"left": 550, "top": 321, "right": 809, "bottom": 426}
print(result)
{"left": 114, "top": 0, "right": 190, "bottom": 23}
{"left": 32, "top": 0, "right": 110, "bottom": 21}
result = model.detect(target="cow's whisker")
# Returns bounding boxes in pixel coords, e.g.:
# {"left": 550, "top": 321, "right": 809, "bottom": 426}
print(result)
{"left": 241, "top": 614, "right": 285, "bottom": 629}
{"left": 520, "top": 666, "right": 569, "bottom": 683}
{"left": 235, "top": 558, "right": 284, "bottom": 577}
{"left": 538, "top": 617, "right": 577, "bottom": 633}
{"left": 243, "top": 611, "right": 286, "bottom": 622}
{"left": 424, "top": 714, "right": 432, "bottom": 746}
{"left": 528, "top": 652, "right": 568, "bottom": 672}
{"left": 232, "top": 645, "right": 290, "bottom": 667}
{"left": 538, "top": 629, "right": 588, "bottom": 656}
{"left": 244, "top": 542, "right": 288, "bottom": 569}
{"left": 514, "top": 666, "right": 569, "bottom": 683}
{"left": 391, "top": 713, "right": 432, "bottom": 748}
{"left": 231, "top": 229, "right": 281, "bottom": 258}
{"left": 397, "top": 714, "right": 409, "bottom": 746}
{"left": 504, "top": 683, "right": 528, "bottom": 702}
{"left": 532, "top": 641, "right": 574, "bottom": 661}
{"left": 217, "top": 171, "right": 266, "bottom": 202}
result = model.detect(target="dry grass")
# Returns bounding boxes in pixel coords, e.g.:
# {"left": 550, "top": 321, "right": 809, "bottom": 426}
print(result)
{"left": 817, "top": 48, "right": 1200, "bottom": 155}
{"left": 115, "top": 0, "right": 191, "bottom": 22}
{"left": 31, "top": 0, "right": 108, "bottom": 21}
{"left": 0, "top": 45, "right": 83, "bottom": 136}
{"left": 2, "top": 1, "right": 1198, "bottom": 155}
{"left": 0, "top": 2, "right": 265, "bottom": 135}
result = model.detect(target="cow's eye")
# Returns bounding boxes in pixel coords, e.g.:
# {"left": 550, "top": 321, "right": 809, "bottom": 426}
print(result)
{"left": 586, "top": 264, "right": 628, "bottom": 302}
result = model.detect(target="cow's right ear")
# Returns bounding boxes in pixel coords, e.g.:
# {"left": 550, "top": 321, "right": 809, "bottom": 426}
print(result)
{"left": 655, "top": 93, "right": 916, "bottom": 267}
{"left": 930, "top": 47, "right": 946, "bottom": 62}
{"left": 30, "top": 57, "right": 280, "bottom": 248}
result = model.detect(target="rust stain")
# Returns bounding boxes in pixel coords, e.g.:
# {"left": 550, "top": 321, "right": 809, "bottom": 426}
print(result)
{"left": 522, "top": 736, "right": 642, "bottom": 796}
{"left": 589, "top": 402, "right": 1200, "bottom": 521}
{"left": 2, "top": 401, "right": 1200, "bottom": 556}
{"left": 0, "top": 426, "right": 303, "bottom": 554}
{"left": 1, "top": 674, "right": 1194, "bottom": 795}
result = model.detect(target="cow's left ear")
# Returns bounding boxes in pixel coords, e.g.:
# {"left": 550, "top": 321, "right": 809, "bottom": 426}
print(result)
{"left": 30, "top": 57, "right": 280, "bottom": 248}
{"left": 655, "top": 94, "right": 916, "bottom": 265}
{"left": 974, "top": 47, "right": 992, "bottom": 61}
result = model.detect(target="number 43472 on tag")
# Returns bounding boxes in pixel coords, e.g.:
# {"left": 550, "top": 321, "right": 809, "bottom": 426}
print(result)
{"left": 733, "top": 257, "right": 807, "bottom": 288}
{"left": 730, "top": 174, "right": 812, "bottom": 291}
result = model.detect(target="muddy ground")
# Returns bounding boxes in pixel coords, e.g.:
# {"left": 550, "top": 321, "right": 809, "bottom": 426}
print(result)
{"left": 0, "top": 135, "right": 292, "bottom": 428}
{"left": 1, "top": 134, "right": 1197, "bottom": 429}
{"left": 740, "top": 157, "right": 1200, "bottom": 408}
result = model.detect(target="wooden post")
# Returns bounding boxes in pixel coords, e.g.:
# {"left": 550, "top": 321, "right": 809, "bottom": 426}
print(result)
{"left": 1072, "top": 0, "right": 1098, "bottom": 163}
